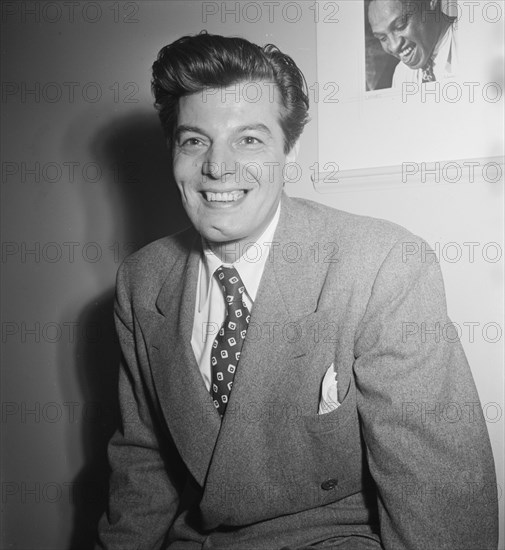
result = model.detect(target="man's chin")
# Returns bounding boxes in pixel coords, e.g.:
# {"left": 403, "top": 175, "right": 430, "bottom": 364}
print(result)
{"left": 408, "top": 51, "right": 429, "bottom": 71}
{"left": 199, "top": 229, "right": 246, "bottom": 248}
{"left": 408, "top": 60, "right": 426, "bottom": 70}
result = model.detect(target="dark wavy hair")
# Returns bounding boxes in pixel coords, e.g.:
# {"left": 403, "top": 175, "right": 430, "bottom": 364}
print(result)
{"left": 151, "top": 32, "right": 309, "bottom": 153}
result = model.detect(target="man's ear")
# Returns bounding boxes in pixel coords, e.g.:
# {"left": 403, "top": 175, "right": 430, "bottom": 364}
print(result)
{"left": 286, "top": 140, "right": 300, "bottom": 165}
{"left": 429, "top": 0, "right": 440, "bottom": 11}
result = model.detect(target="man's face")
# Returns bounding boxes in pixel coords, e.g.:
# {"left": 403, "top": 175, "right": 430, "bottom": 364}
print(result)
{"left": 173, "top": 81, "right": 294, "bottom": 248}
{"left": 369, "top": 0, "right": 440, "bottom": 70}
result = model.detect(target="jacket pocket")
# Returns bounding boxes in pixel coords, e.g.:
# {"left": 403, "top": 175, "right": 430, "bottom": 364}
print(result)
{"left": 302, "top": 373, "right": 356, "bottom": 434}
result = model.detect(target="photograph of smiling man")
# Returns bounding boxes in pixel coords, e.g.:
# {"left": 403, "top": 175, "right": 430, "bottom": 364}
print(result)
{"left": 366, "top": 0, "right": 457, "bottom": 90}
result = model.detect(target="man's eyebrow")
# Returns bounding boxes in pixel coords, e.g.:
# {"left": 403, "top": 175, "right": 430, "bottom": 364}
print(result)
{"left": 236, "top": 124, "right": 273, "bottom": 137}
{"left": 174, "top": 125, "right": 206, "bottom": 139}
{"left": 174, "top": 123, "right": 273, "bottom": 141}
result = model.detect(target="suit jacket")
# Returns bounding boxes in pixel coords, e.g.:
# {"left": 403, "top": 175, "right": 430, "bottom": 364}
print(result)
{"left": 97, "top": 194, "right": 498, "bottom": 550}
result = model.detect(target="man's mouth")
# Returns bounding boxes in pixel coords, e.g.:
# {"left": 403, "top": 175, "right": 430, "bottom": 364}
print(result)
{"left": 399, "top": 44, "right": 416, "bottom": 64}
{"left": 203, "top": 190, "right": 246, "bottom": 202}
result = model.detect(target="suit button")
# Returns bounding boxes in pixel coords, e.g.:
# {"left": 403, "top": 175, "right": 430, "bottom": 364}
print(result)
{"left": 321, "top": 478, "right": 338, "bottom": 491}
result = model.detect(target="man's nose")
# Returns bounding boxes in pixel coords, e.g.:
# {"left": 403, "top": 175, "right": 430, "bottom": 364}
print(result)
{"left": 202, "top": 143, "right": 237, "bottom": 181}
{"left": 387, "top": 33, "right": 404, "bottom": 56}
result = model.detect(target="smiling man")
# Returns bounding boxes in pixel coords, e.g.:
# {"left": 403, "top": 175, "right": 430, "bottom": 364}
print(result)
{"left": 368, "top": 0, "right": 457, "bottom": 88}
{"left": 96, "top": 33, "right": 497, "bottom": 549}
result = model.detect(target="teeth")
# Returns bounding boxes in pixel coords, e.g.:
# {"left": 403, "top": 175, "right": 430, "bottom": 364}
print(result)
{"left": 400, "top": 45, "right": 414, "bottom": 58}
{"left": 204, "top": 190, "right": 245, "bottom": 202}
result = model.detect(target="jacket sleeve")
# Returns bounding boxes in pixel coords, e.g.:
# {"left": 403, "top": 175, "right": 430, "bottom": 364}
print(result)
{"left": 354, "top": 235, "right": 498, "bottom": 549}
{"left": 96, "top": 259, "right": 185, "bottom": 550}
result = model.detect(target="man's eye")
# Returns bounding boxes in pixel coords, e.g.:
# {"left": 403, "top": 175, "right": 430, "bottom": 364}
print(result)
{"left": 240, "top": 136, "right": 262, "bottom": 145}
{"left": 181, "top": 137, "right": 204, "bottom": 147}
{"left": 394, "top": 16, "right": 410, "bottom": 31}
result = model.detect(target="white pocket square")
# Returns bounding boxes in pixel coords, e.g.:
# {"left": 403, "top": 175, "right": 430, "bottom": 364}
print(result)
{"left": 318, "top": 362, "right": 341, "bottom": 415}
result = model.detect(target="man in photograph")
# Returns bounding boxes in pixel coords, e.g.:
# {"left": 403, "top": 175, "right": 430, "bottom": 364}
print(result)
{"left": 368, "top": 0, "right": 457, "bottom": 88}
{"left": 97, "top": 32, "right": 497, "bottom": 549}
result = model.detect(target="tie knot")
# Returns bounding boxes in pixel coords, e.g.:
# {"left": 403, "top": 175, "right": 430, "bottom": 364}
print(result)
{"left": 422, "top": 57, "right": 436, "bottom": 82}
{"left": 215, "top": 265, "right": 246, "bottom": 304}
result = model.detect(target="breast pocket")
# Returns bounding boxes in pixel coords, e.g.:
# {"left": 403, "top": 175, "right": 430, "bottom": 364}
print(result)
{"left": 303, "top": 372, "right": 356, "bottom": 434}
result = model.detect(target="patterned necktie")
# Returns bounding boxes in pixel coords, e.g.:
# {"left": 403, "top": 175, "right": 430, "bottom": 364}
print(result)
{"left": 422, "top": 58, "right": 436, "bottom": 83}
{"left": 210, "top": 265, "right": 250, "bottom": 416}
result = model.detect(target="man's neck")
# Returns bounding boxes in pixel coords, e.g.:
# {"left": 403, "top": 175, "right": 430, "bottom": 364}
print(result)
{"left": 207, "top": 239, "right": 260, "bottom": 265}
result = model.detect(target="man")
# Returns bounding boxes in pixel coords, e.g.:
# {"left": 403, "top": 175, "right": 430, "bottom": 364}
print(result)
{"left": 97, "top": 33, "right": 497, "bottom": 549}
{"left": 368, "top": 0, "right": 457, "bottom": 88}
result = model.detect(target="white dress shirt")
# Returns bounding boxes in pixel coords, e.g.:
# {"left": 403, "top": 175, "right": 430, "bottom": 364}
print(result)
{"left": 191, "top": 202, "right": 281, "bottom": 391}
{"left": 392, "top": 22, "right": 458, "bottom": 88}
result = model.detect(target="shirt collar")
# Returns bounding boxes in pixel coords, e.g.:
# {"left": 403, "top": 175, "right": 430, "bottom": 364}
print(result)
{"left": 432, "top": 20, "right": 455, "bottom": 71}
{"left": 198, "top": 200, "right": 282, "bottom": 311}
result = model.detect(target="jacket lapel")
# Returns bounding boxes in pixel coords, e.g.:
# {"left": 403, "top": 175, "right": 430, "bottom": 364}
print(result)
{"left": 147, "top": 233, "right": 221, "bottom": 487}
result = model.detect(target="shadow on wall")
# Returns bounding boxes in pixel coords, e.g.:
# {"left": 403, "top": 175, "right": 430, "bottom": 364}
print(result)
{"left": 92, "top": 111, "right": 190, "bottom": 247}
{"left": 63, "top": 112, "right": 189, "bottom": 549}
{"left": 65, "top": 290, "right": 118, "bottom": 550}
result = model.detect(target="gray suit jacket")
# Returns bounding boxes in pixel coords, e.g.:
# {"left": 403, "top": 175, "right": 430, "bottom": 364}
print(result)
{"left": 98, "top": 195, "right": 498, "bottom": 550}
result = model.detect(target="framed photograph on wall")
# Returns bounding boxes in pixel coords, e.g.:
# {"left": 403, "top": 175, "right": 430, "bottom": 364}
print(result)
{"left": 314, "top": 0, "right": 504, "bottom": 190}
